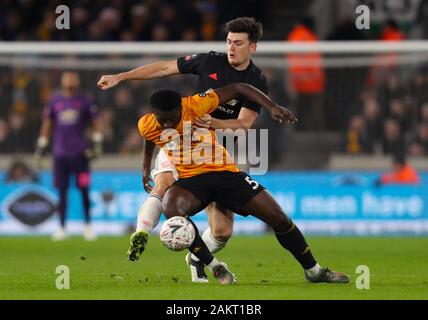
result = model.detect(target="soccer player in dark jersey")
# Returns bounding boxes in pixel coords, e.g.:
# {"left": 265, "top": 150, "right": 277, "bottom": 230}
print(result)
{"left": 36, "top": 71, "right": 103, "bottom": 241}
{"left": 97, "top": 17, "right": 268, "bottom": 282}
{"left": 136, "top": 83, "right": 350, "bottom": 284}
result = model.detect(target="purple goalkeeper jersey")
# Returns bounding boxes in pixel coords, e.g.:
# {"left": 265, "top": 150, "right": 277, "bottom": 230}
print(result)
{"left": 44, "top": 93, "right": 98, "bottom": 157}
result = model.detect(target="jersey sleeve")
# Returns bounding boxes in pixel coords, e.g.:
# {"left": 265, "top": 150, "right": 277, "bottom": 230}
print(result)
{"left": 137, "top": 113, "right": 159, "bottom": 141}
{"left": 189, "top": 92, "right": 220, "bottom": 117}
{"left": 177, "top": 53, "right": 208, "bottom": 75}
{"left": 43, "top": 98, "right": 55, "bottom": 120}
{"left": 242, "top": 74, "right": 269, "bottom": 114}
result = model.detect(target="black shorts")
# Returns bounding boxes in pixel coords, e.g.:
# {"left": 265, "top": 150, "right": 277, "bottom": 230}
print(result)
{"left": 172, "top": 171, "right": 265, "bottom": 216}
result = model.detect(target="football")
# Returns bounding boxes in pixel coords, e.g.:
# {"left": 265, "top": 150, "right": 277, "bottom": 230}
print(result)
{"left": 159, "top": 216, "right": 196, "bottom": 251}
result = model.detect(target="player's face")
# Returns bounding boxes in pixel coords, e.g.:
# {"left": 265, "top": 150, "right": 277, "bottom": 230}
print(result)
{"left": 226, "top": 32, "right": 257, "bottom": 67}
{"left": 61, "top": 72, "right": 80, "bottom": 91}
{"left": 155, "top": 109, "right": 181, "bottom": 130}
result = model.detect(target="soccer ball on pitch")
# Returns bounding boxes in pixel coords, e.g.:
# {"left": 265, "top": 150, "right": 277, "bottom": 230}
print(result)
{"left": 159, "top": 216, "right": 196, "bottom": 251}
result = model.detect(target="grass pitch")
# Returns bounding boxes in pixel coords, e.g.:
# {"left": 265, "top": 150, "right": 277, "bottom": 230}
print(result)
{"left": 0, "top": 235, "right": 427, "bottom": 300}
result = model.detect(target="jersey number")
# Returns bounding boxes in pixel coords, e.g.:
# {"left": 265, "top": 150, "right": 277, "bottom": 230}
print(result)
{"left": 245, "top": 176, "right": 259, "bottom": 190}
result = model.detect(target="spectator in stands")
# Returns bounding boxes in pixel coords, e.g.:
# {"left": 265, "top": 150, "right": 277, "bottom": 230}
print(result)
{"left": 98, "top": 7, "right": 121, "bottom": 41}
{"left": 0, "top": 119, "right": 11, "bottom": 153}
{"left": 113, "top": 87, "right": 138, "bottom": 141}
{"left": 8, "top": 112, "right": 32, "bottom": 153}
{"left": 286, "top": 17, "right": 325, "bottom": 131}
{"left": 4, "top": 160, "right": 39, "bottom": 183}
{"left": 70, "top": 6, "right": 90, "bottom": 41}
{"left": 374, "top": 153, "right": 420, "bottom": 186}
{"left": 388, "top": 99, "right": 410, "bottom": 133}
{"left": 36, "top": 10, "right": 58, "bottom": 41}
{"left": 382, "top": 118, "right": 404, "bottom": 155}
{"left": 381, "top": 19, "right": 406, "bottom": 41}
{"left": 419, "top": 102, "right": 428, "bottom": 124}
{"left": 129, "top": 4, "right": 153, "bottom": 41}
{"left": 120, "top": 129, "right": 142, "bottom": 155}
{"left": 381, "top": 74, "right": 406, "bottom": 107}
{"left": 362, "top": 95, "right": 382, "bottom": 148}
{"left": 327, "top": 16, "right": 366, "bottom": 41}
{"left": 98, "top": 108, "right": 116, "bottom": 153}
{"left": 159, "top": 4, "right": 182, "bottom": 40}
{"left": 408, "top": 72, "right": 428, "bottom": 114}
{"left": 407, "top": 123, "right": 428, "bottom": 156}
{"left": 151, "top": 23, "right": 170, "bottom": 41}
{"left": 368, "top": 21, "right": 406, "bottom": 86}
{"left": 343, "top": 115, "right": 372, "bottom": 154}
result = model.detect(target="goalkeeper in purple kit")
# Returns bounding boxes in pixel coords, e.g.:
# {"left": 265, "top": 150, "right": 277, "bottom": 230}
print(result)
{"left": 35, "top": 71, "right": 103, "bottom": 241}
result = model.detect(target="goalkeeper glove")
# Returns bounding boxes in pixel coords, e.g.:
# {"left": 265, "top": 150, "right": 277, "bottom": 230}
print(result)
{"left": 34, "top": 136, "right": 49, "bottom": 169}
{"left": 85, "top": 132, "right": 103, "bottom": 160}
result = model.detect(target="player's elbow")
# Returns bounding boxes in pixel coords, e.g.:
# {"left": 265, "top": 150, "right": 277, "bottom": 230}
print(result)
{"left": 239, "top": 119, "right": 254, "bottom": 130}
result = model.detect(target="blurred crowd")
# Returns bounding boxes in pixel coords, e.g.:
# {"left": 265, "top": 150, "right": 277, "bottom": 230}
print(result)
{"left": 0, "top": 66, "right": 199, "bottom": 155}
{"left": 0, "top": 0, "right": 265, "bottom": 42}
{"left": 0, "top": 1, "right": 427, "bottom": 161}
{"left": 284, "top": 18, "right": 428, "bottom": 158}
{"left": 343, "top": 71, "right": 428, "bottom": 157}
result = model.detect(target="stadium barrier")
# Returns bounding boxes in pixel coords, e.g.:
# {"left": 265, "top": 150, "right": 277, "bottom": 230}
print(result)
{"left": 0, "top": 170, "right": 426, "bottom": 236}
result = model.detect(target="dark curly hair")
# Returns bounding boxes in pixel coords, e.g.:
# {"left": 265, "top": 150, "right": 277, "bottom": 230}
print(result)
{"left": 225, "top": 17, "right": 263, "bottom": 43}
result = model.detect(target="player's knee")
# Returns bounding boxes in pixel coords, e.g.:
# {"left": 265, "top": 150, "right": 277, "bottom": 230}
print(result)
{"left": 151, "top": 183, "right": 169, "bottom": 197}
{"left": 152, "top": 173, "right": 175, "bottom": 197}
{"left": 210, "top": 225, "right": 233, "bottom": 242}
{"left": 162, "top": 193, "right": 185, "bottom": 219}
{"left": 271, "top": 211, "right": 293, "bottom": 233}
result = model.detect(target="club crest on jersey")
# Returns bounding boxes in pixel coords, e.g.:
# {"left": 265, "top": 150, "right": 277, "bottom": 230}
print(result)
{"left": 225, "top": 99, "right": 238, "bottom": 107}
{"left": 59, "top": 109, "right": 79, "bottom": 124}
{"left": 209, "top": 73, "right": 218, "bottom": 81}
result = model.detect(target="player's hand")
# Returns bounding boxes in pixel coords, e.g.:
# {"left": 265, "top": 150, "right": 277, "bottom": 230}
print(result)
{"left": 270, "top": 105, "right": 298, "bottom": 124}
{"left": 194, "top": 114, "right": 212, "bottom": 129}
{"left": 34, "top": 137, "right": 48, "bottom": 170}
{"left": 142, "top": 167, "right": 153, "bottom": 193}
{"left": 97, "top": 75, "right": 121, "bottom": 90}
{"left": 85, "top": 132, "right": 103, "bottom": 160}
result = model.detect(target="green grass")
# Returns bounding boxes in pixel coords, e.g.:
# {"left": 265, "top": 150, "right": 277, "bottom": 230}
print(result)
{"left": 0, "top": 235, "right": 427, "bottom": 300}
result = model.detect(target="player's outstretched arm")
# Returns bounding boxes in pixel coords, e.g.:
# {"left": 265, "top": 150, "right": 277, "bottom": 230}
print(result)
{"left": 97, "top": 60, "right": 179, "bottom": 90}
{"left": 142, "top": 139, "right": 156, "bottom": 193}
{"left": 214, "top": 83, "right": 298, "bottom": 124}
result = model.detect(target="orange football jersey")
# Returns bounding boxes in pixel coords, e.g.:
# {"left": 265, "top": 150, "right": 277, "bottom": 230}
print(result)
{"left": 138, "top": 92, "right": 239, "bottom": 178}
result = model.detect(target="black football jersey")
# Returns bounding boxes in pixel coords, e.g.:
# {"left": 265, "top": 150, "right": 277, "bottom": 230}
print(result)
{"left": 177, "top": 51, "right": 269, "bottom": 120}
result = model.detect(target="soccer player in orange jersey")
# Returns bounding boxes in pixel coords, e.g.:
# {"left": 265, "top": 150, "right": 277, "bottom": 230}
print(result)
{"left": 132, "top": 83, "right": 350, "bottom": 285}
{"left": 98, "top": 17, "right": 269, "bottom": 283}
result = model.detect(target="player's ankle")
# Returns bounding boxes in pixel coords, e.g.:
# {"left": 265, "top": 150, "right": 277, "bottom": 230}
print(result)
{"left": 305, "top": 263, "right": 321, "bottom": 277}
{"left": 206, "top": 258, "right": 221, "bottom": 271}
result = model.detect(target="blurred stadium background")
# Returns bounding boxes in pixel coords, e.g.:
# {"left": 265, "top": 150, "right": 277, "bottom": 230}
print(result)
{"left": 0, "top": 0, "right": 427, "bottom": 237}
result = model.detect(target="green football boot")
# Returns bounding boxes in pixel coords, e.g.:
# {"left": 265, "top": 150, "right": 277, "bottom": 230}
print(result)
{"left": 127, "top": 231, "right": 149, "bottom": 262}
